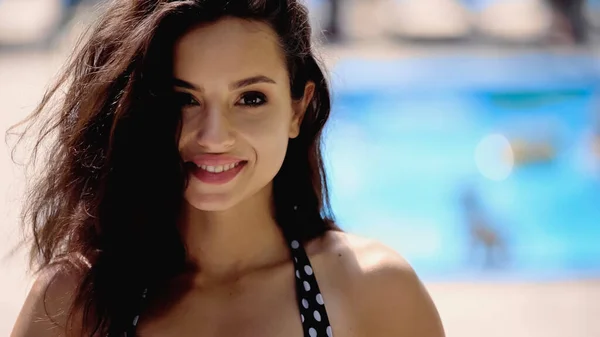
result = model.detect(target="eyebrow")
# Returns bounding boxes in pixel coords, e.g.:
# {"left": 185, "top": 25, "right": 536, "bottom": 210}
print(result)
{"left": 173, "top": 75, "right": 277, "bottom": 91}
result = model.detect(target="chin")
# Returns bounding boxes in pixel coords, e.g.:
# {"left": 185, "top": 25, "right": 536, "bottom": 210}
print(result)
{"left": 185, "top": 197, "right": 237, "bottom": 212}
{"left": 184, "top": 191, "right": 240, "bottom": 212}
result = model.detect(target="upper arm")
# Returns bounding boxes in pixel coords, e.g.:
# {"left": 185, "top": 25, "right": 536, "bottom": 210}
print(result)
{"left": 355, "top": 245, "right": 445, "bottom": 337}
{"left": 11, "top": 266, "right": 83, "bottom": 337}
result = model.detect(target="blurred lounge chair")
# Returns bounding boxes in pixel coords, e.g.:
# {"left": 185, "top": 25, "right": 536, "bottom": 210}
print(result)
{"left": 383, "top": 0, "right": 471, "bottom": 41}
{"left": 0, "top": 0, "right": 62, "bottom": 47}
{"left": 342, "top": 0, "right": 389, "bottom": 41}
{"left": 474, "top": 0, "right": 553, "bottom": 43}
{"left": 308, "top": 0, "right": 389, "bottom": 42}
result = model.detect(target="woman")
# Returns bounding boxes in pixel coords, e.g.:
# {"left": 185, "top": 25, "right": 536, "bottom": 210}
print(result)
{"left": 10, "top": 1, "right": 444, "bottom": 336}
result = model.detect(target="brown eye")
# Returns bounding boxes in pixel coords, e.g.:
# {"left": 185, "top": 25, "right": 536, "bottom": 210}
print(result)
{"left": 173, "top": 92, "right": 200, "bottom": 109}
{"left": 237, "top": 91, "right": 267, "bottom": 107}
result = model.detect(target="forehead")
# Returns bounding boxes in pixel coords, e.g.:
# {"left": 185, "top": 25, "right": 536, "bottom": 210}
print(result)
{"left": 173, "top": 17, "right": 287, "bottom": 82}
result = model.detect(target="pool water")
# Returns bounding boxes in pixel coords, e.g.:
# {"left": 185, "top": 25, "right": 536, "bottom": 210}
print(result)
{"left": 324, "top": 54, "right": 600, "bottom": 280}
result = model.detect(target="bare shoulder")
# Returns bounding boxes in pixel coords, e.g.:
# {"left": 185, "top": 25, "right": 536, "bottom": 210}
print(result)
{"left": 11, "top": 264, "right": 84, "bottom": 337}
{"left": 308, "top": 230, "right": 421, "bottom": 282}
{"left": 309, "top": 231, "right": 445, "bottom": 337}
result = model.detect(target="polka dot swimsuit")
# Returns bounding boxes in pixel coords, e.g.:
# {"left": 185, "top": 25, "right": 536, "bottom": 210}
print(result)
{"left": 290, "top": 239, "right": 334, "bottom": 337}
{"left": 127, "top": 237, "right": 333, "bottom": 337}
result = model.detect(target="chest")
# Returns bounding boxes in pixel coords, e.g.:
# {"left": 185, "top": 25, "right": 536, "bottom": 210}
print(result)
{"left": 136, "top": 267, "right": 358, "bottom": 337}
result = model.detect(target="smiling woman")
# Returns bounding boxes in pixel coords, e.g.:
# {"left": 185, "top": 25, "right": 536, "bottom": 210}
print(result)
{"left": 9, "top": 1, "right": 444, "bottom": 337}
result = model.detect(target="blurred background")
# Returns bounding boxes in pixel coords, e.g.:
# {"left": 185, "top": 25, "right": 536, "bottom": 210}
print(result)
{"left": 1, "top": 0, "right": 600, "bottom": 336}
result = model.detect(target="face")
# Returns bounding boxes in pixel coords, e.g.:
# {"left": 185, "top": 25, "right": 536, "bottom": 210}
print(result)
{"left": 173, "top": 17, "right": 313, "bottom": 211}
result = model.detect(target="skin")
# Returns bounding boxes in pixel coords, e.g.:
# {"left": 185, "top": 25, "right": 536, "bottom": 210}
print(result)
{"left": 11, "top": 18, "right": 444, "bottom": 337}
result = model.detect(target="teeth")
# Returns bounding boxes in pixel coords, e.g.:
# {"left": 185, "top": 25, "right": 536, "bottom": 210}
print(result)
{"left": 198, "top": 162, "right": 240, "bottom": 173}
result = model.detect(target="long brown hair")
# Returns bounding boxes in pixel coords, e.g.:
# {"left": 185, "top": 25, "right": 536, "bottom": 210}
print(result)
{"left": 10, "top": 0, "right": 337, "bottom": 335}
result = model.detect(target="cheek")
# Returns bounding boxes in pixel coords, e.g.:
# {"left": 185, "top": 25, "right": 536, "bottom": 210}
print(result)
{"left": 251, "top": 131, "right": 289, "bottom": 185}
{"left": 237, "top": 110, "right": 292, "bottom": 163}
{"left": 177, "top": 112, "right": 197, "bottom": 150}
{"left": 178, "top": 124, "right": 193, "bottom": 148}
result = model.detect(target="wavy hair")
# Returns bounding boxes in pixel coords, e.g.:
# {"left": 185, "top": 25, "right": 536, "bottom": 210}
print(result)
{"left": 9, "top": 0, "right": 337, "bottom": 335}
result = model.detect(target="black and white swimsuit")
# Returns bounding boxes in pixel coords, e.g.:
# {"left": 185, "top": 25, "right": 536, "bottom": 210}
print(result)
{"left": 128, "top": 237, "right": 333, "bottom": 337}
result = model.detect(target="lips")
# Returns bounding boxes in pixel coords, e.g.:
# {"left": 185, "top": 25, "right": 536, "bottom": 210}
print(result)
{"left": 185, "top": 155, "right": 247, "bottom": 185}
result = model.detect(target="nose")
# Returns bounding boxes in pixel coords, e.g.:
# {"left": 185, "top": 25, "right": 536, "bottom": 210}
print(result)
{"left": 195, "top": 106, "right": 235, "bottom": 151}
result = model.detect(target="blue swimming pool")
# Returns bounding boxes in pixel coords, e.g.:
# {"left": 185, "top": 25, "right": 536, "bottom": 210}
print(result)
{"left": 325, "top": 53, "right": 600, "bottom": 280}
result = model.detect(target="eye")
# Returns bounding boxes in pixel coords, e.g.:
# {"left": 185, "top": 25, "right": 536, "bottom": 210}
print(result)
{"left": 173, "top": 92, "right": 200, "bottom": 109}
{"left": 237, "top": 91, "right": 267, "bottom": 107}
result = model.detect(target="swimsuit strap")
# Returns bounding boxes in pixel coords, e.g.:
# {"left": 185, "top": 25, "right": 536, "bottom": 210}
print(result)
{"left": 288, "top": 238, "right": 334, "bottom": 337}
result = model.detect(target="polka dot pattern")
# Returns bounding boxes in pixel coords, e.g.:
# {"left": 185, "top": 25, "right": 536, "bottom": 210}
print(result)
{"left": 303, "top": 281, "right": 311, "bottom": 291}
{"left": 289, "top": 238, "right": 333, "bottom": 337}
{"left": 316, "top": 293, "right": 324, "bottom": 305}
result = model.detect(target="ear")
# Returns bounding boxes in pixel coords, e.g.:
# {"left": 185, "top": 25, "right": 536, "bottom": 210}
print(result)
{"left": 289, "top": 81, "right": 315, "bottom": 139}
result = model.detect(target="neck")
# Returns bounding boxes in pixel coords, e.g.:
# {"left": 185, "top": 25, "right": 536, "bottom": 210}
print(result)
{"left": 178, "top": 184, "right": 290, "bottom": 284}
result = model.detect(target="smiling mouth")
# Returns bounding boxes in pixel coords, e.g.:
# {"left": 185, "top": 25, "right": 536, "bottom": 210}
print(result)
{"left": 185, "top": 161, "right": 248, "bottom": 185}
{"left": 195, "top": 162, "right": 242, "bottom": 173}
{"left": 185, "top": 160, "right": 247, "bottom": 172}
